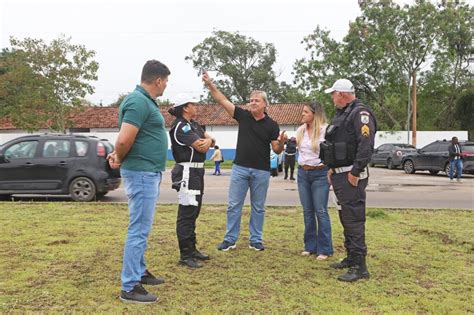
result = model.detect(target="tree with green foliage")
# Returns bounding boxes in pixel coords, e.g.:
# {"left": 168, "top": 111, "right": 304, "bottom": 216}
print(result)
{"left": 418, "top": 1, "right": 473, "bottom": 131}
{"left": 294, "top": 0, "right": 440, "bottom": 130}
{"left": 455, "top": 90, "right": 474, "bottom": 139}
{"left": 0, "top": 36, "right": 98, "bottom": 132}
{"left": 186, "top": 30, "right": 282, "bottom": 103}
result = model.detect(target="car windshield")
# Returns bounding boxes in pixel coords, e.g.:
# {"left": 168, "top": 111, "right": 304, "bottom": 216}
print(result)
{"left": 395, "top": 144, "right": 415, "bottom": 149}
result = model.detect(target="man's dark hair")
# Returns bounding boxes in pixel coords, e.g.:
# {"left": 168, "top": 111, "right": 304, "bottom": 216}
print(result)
{"left": 141, "top": 60, "right": 170, "bottom": 83}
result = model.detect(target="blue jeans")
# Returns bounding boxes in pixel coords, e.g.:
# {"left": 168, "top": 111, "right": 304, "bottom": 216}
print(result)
{"left": 214, "top": 161, "right": 221, "bottom": 175}
{"left": 297, "top": 167, "right": 333, "bottom": 255}
{"left": 449, "top": 159, "right": 463, "bottom": 180}
{"left": 120, "top": 169, "right": 162, "bottom": 292}
{"left": 224, "top": 164, "right": 270, "bottom": 244}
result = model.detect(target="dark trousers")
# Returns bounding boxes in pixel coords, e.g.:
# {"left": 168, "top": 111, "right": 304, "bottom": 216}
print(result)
{"left": 176, "top": 194, "right": 203, "bottom": 259}
{"left": 284, "top": 155, "right": 296, "bottom": 178}
{"left": 331, "top": 172, "right": 368, "bottom": 257}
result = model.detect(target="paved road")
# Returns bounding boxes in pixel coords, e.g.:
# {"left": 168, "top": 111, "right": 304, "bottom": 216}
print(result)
{"left": 101, "top": 167, "right": 473, "bottom": 210}
{"left": 11, "top": 167, "right": 473, "bottom": 209}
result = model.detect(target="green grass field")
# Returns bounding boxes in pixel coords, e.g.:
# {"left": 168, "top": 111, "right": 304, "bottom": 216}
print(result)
{"left": 0, "top": 203, "right": 472, "bottom": 313}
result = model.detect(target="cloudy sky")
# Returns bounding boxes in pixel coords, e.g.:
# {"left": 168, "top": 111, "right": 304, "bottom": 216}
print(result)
{"left": 2, "top": 0, "right": 366, "bottom": 105}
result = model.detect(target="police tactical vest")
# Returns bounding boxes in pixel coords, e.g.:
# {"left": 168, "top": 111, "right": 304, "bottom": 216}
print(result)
{"left": 321, "top": 100, "right": 371, "bottom": 168}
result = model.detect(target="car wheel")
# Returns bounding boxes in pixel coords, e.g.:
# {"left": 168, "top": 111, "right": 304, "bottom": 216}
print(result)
{"left": 403, "top": 160, "right": 415, "bottom": 174}
{"left": 69, "top": 177, "right": 96, "bottom": 202}
{"left": 387, "top": 158, "right": 395, "bottom": 169}
{"left": 429, "top": 170, "right": 439, "bottom": 175}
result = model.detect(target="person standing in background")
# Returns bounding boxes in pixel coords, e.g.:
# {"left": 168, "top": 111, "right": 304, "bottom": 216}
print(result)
{"left": 210, "top": 145, "right": 223, "bottom": 175}
{"left": 284, "top": 137, "right": 297, "bottom": 180}
{"left": 448, "top": 136, "right": 463, "bottom": 182}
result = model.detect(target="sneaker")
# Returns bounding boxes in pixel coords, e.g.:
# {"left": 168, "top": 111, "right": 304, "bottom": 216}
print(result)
{"left": 301, "top": 251, "right": 313, "bottom": 256}
{"left": 140, "top": 269, "right": 165, "bottom": 286}
{"left": 179, "top": 257, "right": 202, "bottom": 268}
{"left": 120, "top": 284, "right": 158, "bottom": 304}
{"left": 249, "top": 242, "right": 265, "bottom": 251}
{"left": 217, "top": 240, "right": 236, "bottom": 251}
{"left": 456, "top": 179, "right": 462, "bottom": 183}
{"left": 450, "top": 179, "right": 454, "bottom": 183}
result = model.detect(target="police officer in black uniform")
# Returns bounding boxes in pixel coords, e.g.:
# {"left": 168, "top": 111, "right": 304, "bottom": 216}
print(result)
{"left": 320, "top": 79, "right": 377, "bottom": 282}
{"left": 284, "top": 137, "right": 297, "bottom": 180}
{"left": 169, "top": 96, "right": 215, "bottom": 268}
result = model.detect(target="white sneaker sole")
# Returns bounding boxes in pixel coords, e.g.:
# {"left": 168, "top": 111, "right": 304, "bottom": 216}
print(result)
{"left": 119, "top": 296, "right": 158, "bottom": 304}
{"left": 218, "top": 244, "right": 236, "bottom": 251}
{"left": 248, "top": 245, "right": 264, "bottom": 251}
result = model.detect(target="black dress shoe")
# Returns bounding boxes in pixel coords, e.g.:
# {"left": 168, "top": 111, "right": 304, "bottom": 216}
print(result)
{"left": 179, "top": 257, "right": 202, "bottom": 268}
{"left": 193, "top": 249, "right": 210, "bottom": 261}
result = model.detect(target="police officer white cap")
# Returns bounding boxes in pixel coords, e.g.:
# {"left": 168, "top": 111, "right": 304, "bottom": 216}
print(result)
{"left": 173, "top": 94, "right": 200, "bottom": 108}
{"left": 324, "top": 79, "right": 355, "bottom": 94}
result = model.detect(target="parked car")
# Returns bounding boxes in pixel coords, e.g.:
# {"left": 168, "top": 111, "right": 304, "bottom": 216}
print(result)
{"left": 0, "top": 134, "right": 121, "bottom": 201}
{"left": 401, "top": 140, "right": 474, "bottom": 176}
{"left": 370, "top": 143, "right": 417, "bottom": 169}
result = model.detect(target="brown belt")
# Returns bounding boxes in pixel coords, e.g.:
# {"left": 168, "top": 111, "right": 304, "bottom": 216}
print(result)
{"left": 300, "top": 164, "right": 327, "bottom": 171}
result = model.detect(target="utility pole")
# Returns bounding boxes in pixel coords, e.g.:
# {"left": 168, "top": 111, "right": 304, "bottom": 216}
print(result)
{"left": 411, "top": 71, "right": 417, "bottom": 147}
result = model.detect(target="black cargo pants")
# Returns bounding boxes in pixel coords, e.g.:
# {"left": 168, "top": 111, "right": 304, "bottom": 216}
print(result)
{"left": 331, "top": 172, "right": 368, "bottom": 256}
{"left": 177, "top": 194, "right": 203, "bottom": 259}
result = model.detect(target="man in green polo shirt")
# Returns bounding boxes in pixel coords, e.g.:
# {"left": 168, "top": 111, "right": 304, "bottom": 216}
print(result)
{"left": 107, "top": 60, "right": 170, "bottom": 304}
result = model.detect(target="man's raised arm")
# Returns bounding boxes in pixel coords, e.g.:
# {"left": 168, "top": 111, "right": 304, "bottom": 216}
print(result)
{"left": 202, "top": 71, "right": 235, "bottom": 117}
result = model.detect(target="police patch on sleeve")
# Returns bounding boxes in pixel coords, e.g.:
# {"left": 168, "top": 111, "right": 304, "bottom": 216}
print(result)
{"left": 361, "top": 125, "right": 370, "bottom": 137}
{"left": 181, "top": 124, "right": 191, "bottom": 133}
{"left": 361, "top": 114, "right": 370, "bottom": 124}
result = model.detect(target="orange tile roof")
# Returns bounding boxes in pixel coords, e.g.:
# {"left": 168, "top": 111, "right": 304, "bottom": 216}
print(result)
{"left": 0, "top": 103, "right": 308, "bottom": 130}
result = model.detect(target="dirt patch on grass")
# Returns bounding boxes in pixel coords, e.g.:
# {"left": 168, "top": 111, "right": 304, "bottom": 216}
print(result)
{"left": 46, "top": 239, "right": 70, "bottom": 246}
{"left": 412, "top": 228, "right": 472, "bottom": 248}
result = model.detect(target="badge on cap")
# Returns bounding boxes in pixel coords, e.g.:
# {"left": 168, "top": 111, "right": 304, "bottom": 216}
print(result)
{"left": 361, "top": 114, "right": 370, "bottom": 124}
{"left": 361, "top": 125, "right": 370, "bottom": 137}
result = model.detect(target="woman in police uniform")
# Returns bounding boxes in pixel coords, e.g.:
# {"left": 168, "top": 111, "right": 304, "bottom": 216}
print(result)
{"left": 169, "top": 96, "right": 215, "bottom": 268}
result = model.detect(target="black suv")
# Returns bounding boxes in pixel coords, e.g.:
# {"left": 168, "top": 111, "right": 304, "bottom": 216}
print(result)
{"left": 0, "top": 134, "right": 121, "bottom": 201}
{"left": 401, "top": 140, "right": 474, "bottom": 176}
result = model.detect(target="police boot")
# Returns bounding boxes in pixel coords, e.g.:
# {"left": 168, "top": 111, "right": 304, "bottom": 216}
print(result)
{"left": 284, "top": 172, "right": 288, "bottom": 180}
{"left": 330, "top": 253, "right": 354, "bottom": 269}
{"left": 192, "top": 243, "right": 210, "bottom": 260}
{"left": 179, "top": 246, "right": 202, "bottom": 268}
{"left": 337, "top": 255, "right": 370, "bottom": 282}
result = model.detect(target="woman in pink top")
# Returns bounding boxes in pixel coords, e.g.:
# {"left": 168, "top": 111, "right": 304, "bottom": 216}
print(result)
{"left": 296, "top": 102, "right": 333, "bottom": 260}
